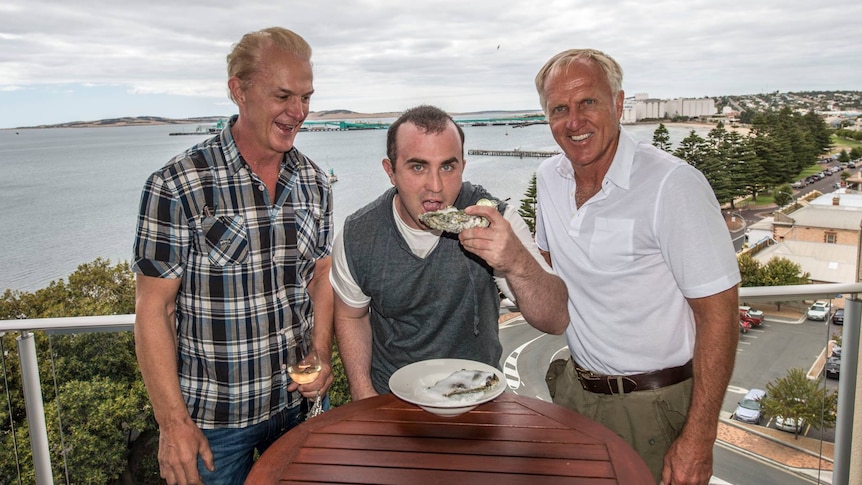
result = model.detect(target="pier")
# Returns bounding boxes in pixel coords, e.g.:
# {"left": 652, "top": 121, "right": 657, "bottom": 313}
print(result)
{"left": 468, "top": 148, "right": 560, "bottom": 158}
{"left": 300, "top": 115, "right": 548, "bottom": 132}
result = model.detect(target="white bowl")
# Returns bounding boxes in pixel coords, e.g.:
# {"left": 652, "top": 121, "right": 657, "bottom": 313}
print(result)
{"left": 389, "top": 358, "right": 506, "bottom": 417}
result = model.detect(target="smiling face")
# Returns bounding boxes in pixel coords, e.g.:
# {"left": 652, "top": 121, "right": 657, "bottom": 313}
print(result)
{"left": 383, "top": 121, "right": 465, "bottom": 230}
{"left": 229, "top": 43, "right": 313, "bottom": 160}
{"left": 543, "top": 59, "right": 624, "bottom": 173}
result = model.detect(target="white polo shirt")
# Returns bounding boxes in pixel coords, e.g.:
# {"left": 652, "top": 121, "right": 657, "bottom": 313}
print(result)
{"left": 535, "top": 127, "right": 740, "bottom": 376}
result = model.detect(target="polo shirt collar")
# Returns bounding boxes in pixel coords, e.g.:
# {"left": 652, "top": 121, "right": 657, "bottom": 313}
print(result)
{"left": 552, "top": 125, "right": 637, "bottom": 192}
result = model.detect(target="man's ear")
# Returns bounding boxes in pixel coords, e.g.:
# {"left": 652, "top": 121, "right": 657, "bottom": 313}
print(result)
{"left": 382, "top": 158, "right": 396, "bottom": 184}
{"left": 228, "top": 77, "right": 245, "bottom": 104}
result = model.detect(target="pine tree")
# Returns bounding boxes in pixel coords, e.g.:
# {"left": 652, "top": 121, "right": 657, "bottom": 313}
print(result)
{"left": 652, "top": 123, "right": 672, "bottom": 152}
{"left": 518, "top": 173, "right": 538, "bottom": 235}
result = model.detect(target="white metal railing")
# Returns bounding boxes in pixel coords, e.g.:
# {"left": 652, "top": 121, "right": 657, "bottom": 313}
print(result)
{"left": 1, "top": 285, "right": 859, "bottom": 484}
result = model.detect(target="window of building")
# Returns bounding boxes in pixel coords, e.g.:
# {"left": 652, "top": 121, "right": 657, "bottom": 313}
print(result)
{"left": 825, "top": 232, "right": 837, "bottom": 244}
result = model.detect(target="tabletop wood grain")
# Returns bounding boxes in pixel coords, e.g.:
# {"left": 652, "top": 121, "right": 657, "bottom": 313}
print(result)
{"left": 246, "top": 392, "right": 653, "bottom": 484}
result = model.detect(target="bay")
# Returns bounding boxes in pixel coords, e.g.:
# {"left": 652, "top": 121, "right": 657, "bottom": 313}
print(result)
{"left": 0, "top": 121, "right": 709, "bottom": 292}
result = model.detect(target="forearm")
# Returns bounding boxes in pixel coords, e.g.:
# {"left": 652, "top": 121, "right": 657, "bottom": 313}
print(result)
{"left": 683, "top": 286, "right": 740, "bottom": 440}
{"left": 504, "top": 247, "right": 569, "bottom": 334}
{"left": 334, "top": 300, "right": 377, "bottom": 400}
{"left": 134, "top": 279, "right": 188, "bottom": 427}
{"left": 308, "top": 256, "right": 334, "bottom": 362}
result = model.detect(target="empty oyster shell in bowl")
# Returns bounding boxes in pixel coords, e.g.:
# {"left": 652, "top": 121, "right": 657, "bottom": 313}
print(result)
{"left": 418, "top": 198, "right": 499, "bottom": 233}
{"left": 389, "top": 358, "right": 505, "bottom": 417}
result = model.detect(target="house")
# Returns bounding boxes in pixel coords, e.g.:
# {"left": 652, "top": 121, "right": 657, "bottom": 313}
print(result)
{"left": 750, "top": 191, "right": 862, "bottom": 284}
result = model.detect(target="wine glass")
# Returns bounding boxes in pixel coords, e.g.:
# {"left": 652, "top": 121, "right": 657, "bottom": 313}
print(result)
{"left": 286, "top": 336, "right": 324, "bottom": 418}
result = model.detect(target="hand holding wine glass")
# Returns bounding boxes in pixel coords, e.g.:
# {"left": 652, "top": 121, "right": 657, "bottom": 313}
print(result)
{"left": 287, "top": 335, "right": 325, "bottom": 418}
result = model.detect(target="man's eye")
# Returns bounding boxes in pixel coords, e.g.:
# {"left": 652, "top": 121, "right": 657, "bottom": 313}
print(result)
{"left": 552, "top": 105, "right": 567, "bottom": 113}
{"left": 441, "top": 165, "right": 454, "bottom": 172}
{"left": 411, "top": 165, "right": 424, "bottom": 172}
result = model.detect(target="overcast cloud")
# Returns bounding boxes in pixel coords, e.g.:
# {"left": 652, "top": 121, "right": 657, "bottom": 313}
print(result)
{"left": 1, "top": 0, "right": 860, "bottom": 128}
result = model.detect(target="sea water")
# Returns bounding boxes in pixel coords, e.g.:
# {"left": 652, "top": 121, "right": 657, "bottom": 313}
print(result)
{"left": 0, "top": 121, "right": 707, "bottom": 292}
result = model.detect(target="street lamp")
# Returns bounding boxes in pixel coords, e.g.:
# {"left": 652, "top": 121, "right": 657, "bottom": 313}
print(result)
{"left": 727, "top": 211, "right": 748, "bottom": 251}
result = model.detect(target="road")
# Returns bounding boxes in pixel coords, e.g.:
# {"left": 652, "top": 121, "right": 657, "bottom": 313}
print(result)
{"left": 498, "top": 315, "right": 834, "bottom": 484}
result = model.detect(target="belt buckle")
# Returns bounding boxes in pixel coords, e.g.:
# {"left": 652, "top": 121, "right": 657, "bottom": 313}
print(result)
{"left": 576, "top": 366, "right": 638, "bottom": 394}
{"left": 575, "top": 366, "right": 610, "bottom": 392}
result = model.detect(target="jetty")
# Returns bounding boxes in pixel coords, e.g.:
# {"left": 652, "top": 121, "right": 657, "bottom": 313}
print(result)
{"left": 468, "top": 149, "right": 560, "bottom": 158}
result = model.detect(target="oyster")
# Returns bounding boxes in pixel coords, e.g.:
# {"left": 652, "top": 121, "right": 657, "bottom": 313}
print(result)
{"left": 418, "top": 198, "right": 499, "bottom": 233}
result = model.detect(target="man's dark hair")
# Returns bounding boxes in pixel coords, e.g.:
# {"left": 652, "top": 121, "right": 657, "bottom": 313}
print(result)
{"left": 386, "top": 105, "right": 465, "bottom": 165}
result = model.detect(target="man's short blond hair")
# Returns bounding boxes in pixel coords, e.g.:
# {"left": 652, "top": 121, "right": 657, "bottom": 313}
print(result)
{"left": 226, "top": 27, "right": 312, "bottom": 103}
{"left": 535, "top": 49, "right": 623, "bottom": 113}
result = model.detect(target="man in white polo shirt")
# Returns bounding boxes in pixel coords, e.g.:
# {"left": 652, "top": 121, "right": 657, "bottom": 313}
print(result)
{"left": 535, "top": 49, "right": 741, "bottom": 485}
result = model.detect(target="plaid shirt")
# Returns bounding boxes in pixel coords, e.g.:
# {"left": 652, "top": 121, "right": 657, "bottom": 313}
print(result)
{"left": 133, "top": 117, "right": 332, "bottom": 428}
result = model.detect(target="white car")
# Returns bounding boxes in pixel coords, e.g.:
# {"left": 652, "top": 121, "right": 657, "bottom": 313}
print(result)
{"left": 775, "top": 415, "right": 806, "bottom": 433}
{"left": 807, "top": 301, "right": 830, "bottom": 321}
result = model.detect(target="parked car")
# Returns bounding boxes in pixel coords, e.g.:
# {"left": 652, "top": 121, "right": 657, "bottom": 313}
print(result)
{"left": 832, "top": 308, "right": 844, "bottom": 325}
{"left": 733, "top": 388, "right": 766, "bottom": 424}
{"left": 826, "top": 354, "right": 840, "bottom": 379}
{"left": 791, "top": 180, "right": 805, "bottom": 189}
{"left": 739, "top": 319, "right": 751, "bottom": 334}
{"left": 807, "top": 301, "right": 830, "bottom": 321}
{"left": 775, "top": 415, "right": 806, "bottom": 433}
{"left": 739, "top": 306, "right": 764, "bottom": 327}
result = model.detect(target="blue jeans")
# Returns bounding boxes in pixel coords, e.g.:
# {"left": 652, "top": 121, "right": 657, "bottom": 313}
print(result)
{"left": 197, "top": 396, "right": 330, "bottom": 484}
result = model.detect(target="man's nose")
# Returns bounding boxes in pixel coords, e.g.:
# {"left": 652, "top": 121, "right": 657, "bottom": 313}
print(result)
{"left": 426, "top": 170, "right": 443, "bottom": 193}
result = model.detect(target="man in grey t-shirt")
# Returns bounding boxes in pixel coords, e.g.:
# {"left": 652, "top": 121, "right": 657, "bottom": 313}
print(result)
{"left": 330, "top": 105, "right": 569, "bottom": 399}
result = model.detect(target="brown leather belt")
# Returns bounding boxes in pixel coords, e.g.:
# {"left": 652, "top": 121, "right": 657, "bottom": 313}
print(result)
{"left": 573, "top": 359, "right": 693, "bottom": 395}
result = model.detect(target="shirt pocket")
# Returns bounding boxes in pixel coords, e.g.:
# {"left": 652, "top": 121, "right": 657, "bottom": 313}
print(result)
{"left": 199, "top": 214, "right": 249, "bottom": 266}
{"left": 293, "top": 202, "right": 326, "bottom": 260}
{"left": 588, "top": 217, "right": 634, "bottom": 271}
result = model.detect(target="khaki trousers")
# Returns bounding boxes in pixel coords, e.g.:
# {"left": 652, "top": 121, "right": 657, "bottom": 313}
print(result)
{"left": 546, "top": 358, "right": 693, "bottom": 484}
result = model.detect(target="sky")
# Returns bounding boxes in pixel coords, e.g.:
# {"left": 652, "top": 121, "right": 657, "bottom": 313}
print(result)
{"left": 2, "top": 0, "right": 861, "bottom": 129}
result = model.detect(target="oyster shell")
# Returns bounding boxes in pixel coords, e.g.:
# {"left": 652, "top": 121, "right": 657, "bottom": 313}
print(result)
{"left": 426, "top": 369, "right": 500, "bottom": 398}
{"left": 418, "top": 198, "right": 499, "bottom": 233}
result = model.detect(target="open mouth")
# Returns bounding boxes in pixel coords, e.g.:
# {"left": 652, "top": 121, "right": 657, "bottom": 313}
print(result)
{"left": 275, "top": 121, "right": 297, "bottom": 133}
{"left": 569, "top": 133, "right": 590, "bottom": 142}
{"left": 422, "top": 201, "right": 443, "bottom": 212}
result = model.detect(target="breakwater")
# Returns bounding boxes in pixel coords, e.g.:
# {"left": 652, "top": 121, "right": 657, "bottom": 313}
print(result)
{"left": 468, "top": 149, "right": 560, "bottom": 158}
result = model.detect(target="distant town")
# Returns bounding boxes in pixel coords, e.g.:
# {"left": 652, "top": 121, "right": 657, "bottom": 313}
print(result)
{"left": 9, "top": 90, "right": 862, "bottom": 131}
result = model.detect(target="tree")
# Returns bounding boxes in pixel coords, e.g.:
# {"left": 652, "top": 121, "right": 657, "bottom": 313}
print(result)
{"left": 760, "top": 368, "right": 838, "bottom": 440}
{"left": 673, "top": 130, "right": 709, "bottom": 171}
{"left": 725, "top": 130, "right": 766, "bottom": 204}
{"left": 773, "top": 183, "right": 794, "bottom": 207}
{"left": 518, "top": 173, "right": 538, "bottom": 235}
{"left": 737, "top": 253, "right": 763, "bottom": 287}
{"left": 759, "top": 257, "right": 810, "bottom": 286}
{"left": 652, "top": 123, "right": 672, "bottom": 152}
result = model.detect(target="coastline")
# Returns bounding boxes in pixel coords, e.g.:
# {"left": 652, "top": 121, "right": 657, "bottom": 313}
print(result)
{"left": 6, "top": 113, "right": 728, "bottom": 131}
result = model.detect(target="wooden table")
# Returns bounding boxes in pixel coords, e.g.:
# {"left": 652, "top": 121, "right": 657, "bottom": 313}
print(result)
{"left": 247, "top": 392, "right": 653, "bottom": 484}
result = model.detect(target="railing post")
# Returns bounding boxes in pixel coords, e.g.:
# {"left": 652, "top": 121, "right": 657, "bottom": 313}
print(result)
{"left": 17, "top": 331, "right": 54, "bottom": 485}
{"left": 834, "top": 297, "right": 859, "bottom": 485}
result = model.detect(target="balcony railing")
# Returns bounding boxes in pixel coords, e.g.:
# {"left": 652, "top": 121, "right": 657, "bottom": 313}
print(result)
{"left": 1, "top": 285, "right": 859, "bottom": 484}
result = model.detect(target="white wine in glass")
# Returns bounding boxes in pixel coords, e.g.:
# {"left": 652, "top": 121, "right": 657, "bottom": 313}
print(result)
{"left": 287, "top": 343, "right": 321, "bottom": 385}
